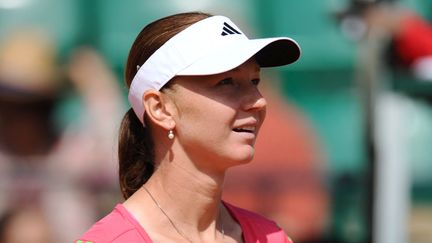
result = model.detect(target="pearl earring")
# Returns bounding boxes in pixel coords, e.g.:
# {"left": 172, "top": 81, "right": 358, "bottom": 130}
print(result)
{"left": 168, "top": 130, "right": 174, "bottom": 140}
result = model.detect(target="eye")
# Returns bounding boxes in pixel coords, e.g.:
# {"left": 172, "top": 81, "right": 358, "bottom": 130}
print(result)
{"left": 217, "top": 78, "right": 234, "bottom": 86}
{"left": 251, "top": 79, "right": 260, "bottom": 86}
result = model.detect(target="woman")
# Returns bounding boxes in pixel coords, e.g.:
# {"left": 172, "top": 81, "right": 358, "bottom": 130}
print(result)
{"left": 76, "top": 12, "right": 300, "bottom": 243}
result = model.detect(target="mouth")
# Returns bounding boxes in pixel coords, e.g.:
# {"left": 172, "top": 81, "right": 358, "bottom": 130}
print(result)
{"left": 232, "top": 126, "right": 256, "bottom": 134}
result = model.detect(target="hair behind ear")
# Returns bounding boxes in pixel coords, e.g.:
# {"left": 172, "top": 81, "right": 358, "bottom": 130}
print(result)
{"left": 118, "top": 109, "right": 154, "bottom": 199}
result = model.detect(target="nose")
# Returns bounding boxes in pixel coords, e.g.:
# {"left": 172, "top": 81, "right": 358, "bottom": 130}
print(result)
{"left": 242, "top": 87, "right": 267, "bottom": 112}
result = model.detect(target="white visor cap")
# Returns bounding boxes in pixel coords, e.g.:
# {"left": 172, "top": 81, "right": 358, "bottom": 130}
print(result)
{"left": 129, "top": 15, "right": 301, "bottom": 124}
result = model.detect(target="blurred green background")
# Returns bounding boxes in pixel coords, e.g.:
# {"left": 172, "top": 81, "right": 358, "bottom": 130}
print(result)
{"left": 1, "top": 0, "right": 431, "bottom": 242}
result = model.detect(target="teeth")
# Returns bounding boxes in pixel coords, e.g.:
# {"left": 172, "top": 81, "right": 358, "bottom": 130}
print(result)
{"left": 233, "top": 126, "right": 255, "bottom": 132}
{"left": 242, "top": 126, "right": 255, "bottom": 131}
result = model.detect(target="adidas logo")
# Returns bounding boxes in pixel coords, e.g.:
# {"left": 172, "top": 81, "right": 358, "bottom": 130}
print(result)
{"left": 221, "top": 22, "right": 241, "bottom": 36}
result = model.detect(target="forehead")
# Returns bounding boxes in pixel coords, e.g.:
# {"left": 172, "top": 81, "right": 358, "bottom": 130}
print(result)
{"left": 230, "top": 58, "right": 260, "bottom": 73}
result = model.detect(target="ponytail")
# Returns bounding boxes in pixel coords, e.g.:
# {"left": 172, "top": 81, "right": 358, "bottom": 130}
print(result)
{"left": 118, "top": 109, "right": 154, "bottom": 199}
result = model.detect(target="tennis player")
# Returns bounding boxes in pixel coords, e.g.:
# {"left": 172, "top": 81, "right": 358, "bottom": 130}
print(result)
{"left": 76, "top": 11, "right": 300, "bottom": 243}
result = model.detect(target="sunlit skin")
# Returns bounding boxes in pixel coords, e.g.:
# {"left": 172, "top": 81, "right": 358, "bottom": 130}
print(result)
{"left": 123, "top": 58, "right": 267, "bottom": 243}
{"left": 166, "top": 58, "right": 266, "bottom": 172}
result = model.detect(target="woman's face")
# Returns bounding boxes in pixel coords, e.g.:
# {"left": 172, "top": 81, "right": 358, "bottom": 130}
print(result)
{"left": 166, "top": 59, "right": 266, "bottom": 170}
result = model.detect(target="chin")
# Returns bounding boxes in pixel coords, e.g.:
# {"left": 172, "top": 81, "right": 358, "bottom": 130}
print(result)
{"left": 227, "top": 147, "right": 255, "bottom": 165}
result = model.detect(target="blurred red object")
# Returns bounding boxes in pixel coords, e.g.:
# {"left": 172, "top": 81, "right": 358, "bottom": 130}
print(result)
{"left": 394, "top": 13, "right": 432, "bottom": 66}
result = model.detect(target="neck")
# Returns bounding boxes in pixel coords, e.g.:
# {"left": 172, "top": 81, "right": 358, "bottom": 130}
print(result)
{"left": 124, "top": 147, "right": 228, "bottom": 242}
{"left": 147, "top": 158, "right": 225, "bottom": 229}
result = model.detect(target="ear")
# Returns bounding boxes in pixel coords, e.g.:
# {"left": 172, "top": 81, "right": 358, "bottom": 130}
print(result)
{"left": 142, "top": 90, "right": 175, "bottom": 130}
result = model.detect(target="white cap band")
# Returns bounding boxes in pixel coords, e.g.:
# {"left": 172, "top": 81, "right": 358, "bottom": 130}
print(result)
{"left": 128, "top": 15, "right": 301, "bottom": 124}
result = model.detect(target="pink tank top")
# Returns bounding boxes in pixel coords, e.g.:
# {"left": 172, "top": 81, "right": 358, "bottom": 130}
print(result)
{"left": 75, "top": 202, "right": 293, "bottom": 243}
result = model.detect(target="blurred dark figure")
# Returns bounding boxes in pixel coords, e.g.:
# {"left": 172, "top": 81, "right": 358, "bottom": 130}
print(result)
{"left": 0, "top": 30, "right": 124, "bottom": 242}
{"left": 0, "top": 32, "right": 60, "bottom": 158}
{"left": 335, "top": 0, "right": 432, "bottom": 80}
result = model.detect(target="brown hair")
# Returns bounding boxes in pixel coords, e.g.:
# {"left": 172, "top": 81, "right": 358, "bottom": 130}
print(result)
{"left": 119, "top": 12, "right": 212, "bottom": 199}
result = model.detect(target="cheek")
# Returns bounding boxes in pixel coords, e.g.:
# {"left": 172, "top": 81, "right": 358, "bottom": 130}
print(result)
{"left": 175, "top": 95, "right": 236, "bottom": 135}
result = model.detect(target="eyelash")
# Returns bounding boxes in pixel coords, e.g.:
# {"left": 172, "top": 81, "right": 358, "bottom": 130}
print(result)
{"left": 251, "top": 79, "right": 260, "bottom": 86}
{"left": 218, "top": 78, "right": 234, "bottom": 86}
